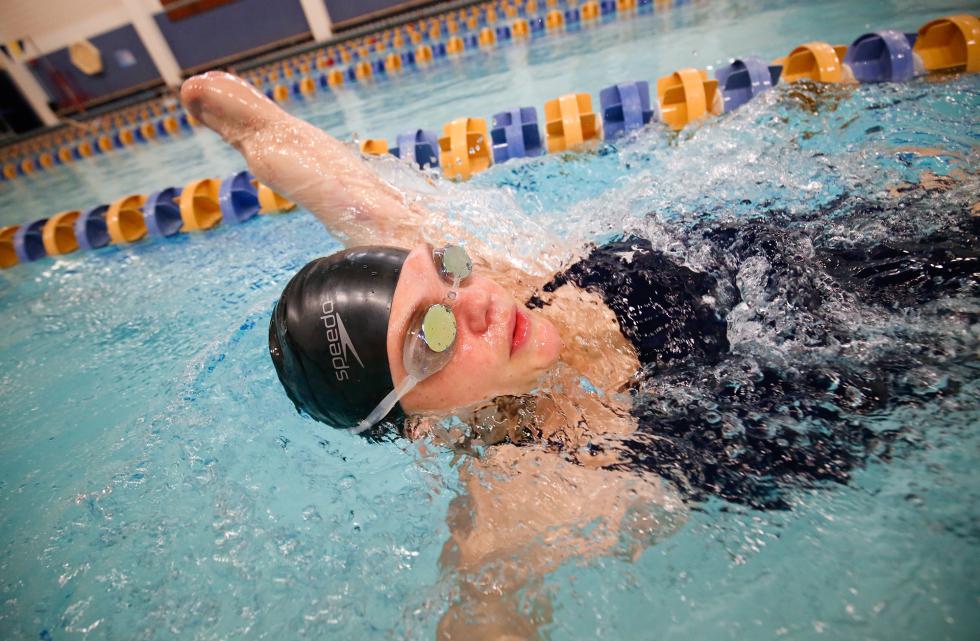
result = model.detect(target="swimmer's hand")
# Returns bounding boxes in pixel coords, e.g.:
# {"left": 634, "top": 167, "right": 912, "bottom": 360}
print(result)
{"left": 180, "top": 71, "right": 422, "bottom": 246}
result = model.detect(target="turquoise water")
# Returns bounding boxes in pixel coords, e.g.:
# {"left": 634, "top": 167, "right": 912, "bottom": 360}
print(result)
{"left": 1, "top": 0, "right": 979, "bottom": 639}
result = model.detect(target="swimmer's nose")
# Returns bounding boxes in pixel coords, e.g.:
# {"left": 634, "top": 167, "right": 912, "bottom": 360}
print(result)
{"left": 456, "top": 287, "right": 491, "bottom": 336}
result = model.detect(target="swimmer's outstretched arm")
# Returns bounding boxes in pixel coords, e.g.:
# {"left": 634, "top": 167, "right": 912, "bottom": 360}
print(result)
{"left": 180, "top": 71, "right": 421, "bottom": 246}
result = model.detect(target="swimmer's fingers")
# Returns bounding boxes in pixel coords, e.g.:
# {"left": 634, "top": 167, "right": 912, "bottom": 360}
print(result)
{"left": 180, "top": 71, "right": 284, "bottom": 143}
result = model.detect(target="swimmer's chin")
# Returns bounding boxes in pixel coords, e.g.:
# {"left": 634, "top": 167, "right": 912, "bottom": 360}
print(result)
{"left": 528, "top": 312, "right": 563, "bottom": 369}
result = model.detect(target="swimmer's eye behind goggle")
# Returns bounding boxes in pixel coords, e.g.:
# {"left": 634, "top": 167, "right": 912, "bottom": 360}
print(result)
{"left": 353, "top": 244, "right": 472, "bottom": 434}
{"left": 434, "top": 244, "right": 472, "bottom": 285}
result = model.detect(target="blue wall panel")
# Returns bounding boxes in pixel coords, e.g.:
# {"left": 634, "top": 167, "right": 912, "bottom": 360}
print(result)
{"left": 155, "top": 0, "right": 310, "bottom": 70}
{"left": 325, "top": 0, "right": 432, "bottom": 26}
{"left": 29, "top": 24, "right": 160, "bottom": 107}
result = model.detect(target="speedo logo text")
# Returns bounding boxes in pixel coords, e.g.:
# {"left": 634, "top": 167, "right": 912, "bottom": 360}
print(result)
{"left": 321, "top": 300, "right": 364, "bottom": 381}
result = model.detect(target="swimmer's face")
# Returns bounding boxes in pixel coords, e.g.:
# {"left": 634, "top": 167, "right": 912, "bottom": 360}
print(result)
{"left": 387, "top": 243, "right": 563, "bottom": 415}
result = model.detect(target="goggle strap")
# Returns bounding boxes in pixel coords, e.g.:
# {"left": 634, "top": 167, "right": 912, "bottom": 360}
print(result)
{"left": 351, "top": 374, "right": 419, "bottom": 435}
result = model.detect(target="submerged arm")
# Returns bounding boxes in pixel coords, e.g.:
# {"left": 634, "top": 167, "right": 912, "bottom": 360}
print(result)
{"left": 438, "top": 445, "right": 685, "bottom": 640}
{"left": 180, "top": 71, "right": 422, "bottom": 246}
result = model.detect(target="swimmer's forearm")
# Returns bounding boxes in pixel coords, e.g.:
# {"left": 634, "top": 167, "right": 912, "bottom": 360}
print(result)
{"left": 181, "top": 72, "right": 419, "bottom": 244}
{"left": 234, "top": 115, "right": 419, "bottom": 242}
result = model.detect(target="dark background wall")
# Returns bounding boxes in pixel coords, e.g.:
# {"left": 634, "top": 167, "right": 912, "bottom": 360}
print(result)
{"left": 325, "top": 0, "right": 430, "bottom": 27}
{"left": 154, "top": 0, "right": 309, "bottom": 70}
{"left": 28, "top": 24, "right": 160, "bottom": 109}
{"left": 0, "top": 70, "right": 42, "bottom": 134}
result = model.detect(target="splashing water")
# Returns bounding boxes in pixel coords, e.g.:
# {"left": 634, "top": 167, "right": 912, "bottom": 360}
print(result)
{"left": 1, "top": 34, "right": 978, "bottom": 641}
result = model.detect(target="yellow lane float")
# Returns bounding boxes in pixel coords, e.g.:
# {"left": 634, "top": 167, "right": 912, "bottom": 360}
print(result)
{"left": 179, "top": 178, "right": 222, "bottom": 231}
{"left": 479, "top": 27, "right": 497, "bottom": 48}
{"left": 657, "top": 68, "right": 721, "bottom": 131}
{"left": 140, "top": 121, "right": 157, "bottom": 140}
{"left": 913, "top": 14, "right": 980, "bottom": 72}
{"left": 546, "top": 10, "right": 565, "bottom": 31}
{"left": 273, "top": 84, "right": 290, "bottom": 102}
{"left": 106, "top": 194, "right": 148, "bottom": 244}
{"left": 385, "top": 53, "right": 402, "bottom": 74}
{"left": 778, "top": 42, "right": 850, "bottom": 83}
{"left": 327, "top": 69, "right": 345, "bottom": 87}
{"left": 439, "top": 117, "right": 491, "bottom": 180}
{"left": 42, "top": 210, "right": 81, "bottom": 256}
{"left": 355, "top": 61, "right": 373, "bottom": 80}
{"left": 360, "top": 139, "right": 389, "bottom": 155}
{"left": 447, "top": 36, "right": 465, "bottom": 55}
{"left": 0, "top": 226, "right": 19, "bottom": 268}
{"left": 582, "top": 1, "right": 600, "bottom": 21}
{"left": 255, "top": 183, "right": 296, "bottom": 213}
{"left": 513, "top": 18, "right": 530, "bottom": 38}
{"left": 416, "top": 44, "right": 435, "bottom": 65}
{"left": 162, "top": 116, "right": 180, "bottom": 134}
{"left": 544, "top": 93, "right": 602, "bottom": 152}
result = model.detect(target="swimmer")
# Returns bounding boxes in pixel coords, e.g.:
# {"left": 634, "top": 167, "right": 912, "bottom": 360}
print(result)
{"left": 181, "top": 71, "right": 979, "bottom": 640}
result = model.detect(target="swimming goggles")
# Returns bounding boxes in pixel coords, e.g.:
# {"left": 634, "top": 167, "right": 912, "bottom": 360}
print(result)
{"left": 353, "top": 244, "right": 473, "bottom": 434}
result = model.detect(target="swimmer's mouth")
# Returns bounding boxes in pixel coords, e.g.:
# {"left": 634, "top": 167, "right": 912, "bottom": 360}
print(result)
{"left": 511, "top": 306, "right": 530, "bottom": 355}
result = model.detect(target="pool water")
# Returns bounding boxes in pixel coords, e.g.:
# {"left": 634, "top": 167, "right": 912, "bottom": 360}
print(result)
{"left": 1, "top": 0, "right": 979, "bottom": 639}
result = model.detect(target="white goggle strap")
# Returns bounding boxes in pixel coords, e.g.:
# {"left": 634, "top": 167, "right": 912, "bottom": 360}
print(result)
{"left": 351, "top": 374, "right": 420, "bottom": 435}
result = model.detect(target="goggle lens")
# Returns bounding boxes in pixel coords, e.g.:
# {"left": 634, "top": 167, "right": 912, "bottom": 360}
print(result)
{"left": 421, "top": 304, "right": 456, "bottom": 352}
{"left": 436, "top": 245, "right": 472, "bottom": 283}
{"left": 353, "top": 244, "right": 473, "bottom": 434}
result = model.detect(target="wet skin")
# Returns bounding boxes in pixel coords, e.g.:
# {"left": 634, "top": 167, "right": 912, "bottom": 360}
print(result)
{"left": 389, "top": 242, "right": 563, "bottom": 415}
{"left": 182, "top": 71, "right": 678, "bottom": 641}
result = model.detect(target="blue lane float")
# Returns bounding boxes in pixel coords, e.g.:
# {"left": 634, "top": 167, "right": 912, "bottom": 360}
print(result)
{"left": 490, "top": 107, "right": 543, "bottom": 163}
{"left": 13, "top": 218, "right": 47, "bottom": 262}
{"left": 392, "top": 130, "right": 440, "bottom": 169}
{"left": 844, "top": 30, "right": 918, "bottom": 83}
{"left": 144, "top": 187, "right": 183, "bottom": 236}
{"left": 75, "top": 204, "right": 110, "bottom": 250}
{"left": 715, "top": 57, "right": 782, "bottom": 112}
{"left": 600, "top": 81, "right": 654, "bottom": 139}
{"left": 219, "top": 171, "right": 261, "bottom": 224}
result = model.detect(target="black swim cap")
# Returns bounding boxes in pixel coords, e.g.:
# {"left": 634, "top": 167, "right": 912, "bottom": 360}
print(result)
{"left": 268, "top": 246, "right": 410, "bottom": 430}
